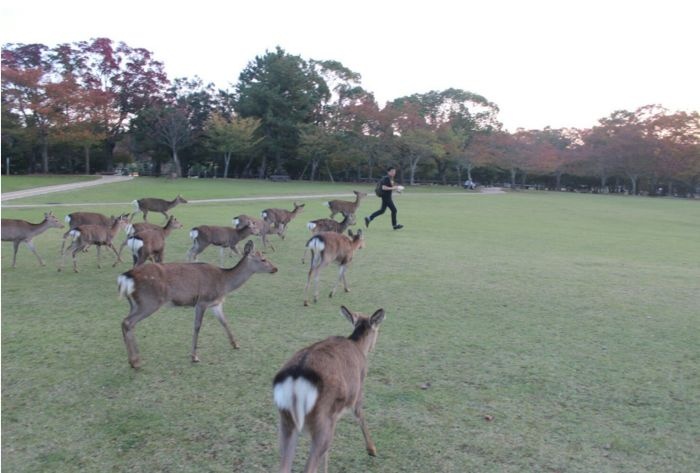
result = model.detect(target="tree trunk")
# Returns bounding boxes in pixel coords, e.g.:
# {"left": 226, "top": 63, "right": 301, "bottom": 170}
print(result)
{"left": 467, "top": 164, "right": 473, "bottom": 181}
{"left": 510, "top": 168, "right": 517, "bottom": 187}
{"left": 258, "top": 155, "right": 267, "bottom": 179}
{"left": 555, "top": 171, "right": 562, "bottom": 190}
{"left": 311, "top": 159, "right": 319, "bottom": 181}
{"left": 223, "top": 153, "right": 231, "bottom": 179}
{"left": 629, "top": 175, "right": 638, "bottom": 195}
{"left": 84, "top": 144, "right": 91, "bottom": 175}
{"left": 172, "top": 149, "right": 182, "bottom": 177}
{"left": 41, "top": 139, "right": 49, "bottom": 174}
{"left": 409, "top": 156, "right": 420, "bottom": 185}
{"left": 325, "top": 161, "right": 334, "bottom": 183}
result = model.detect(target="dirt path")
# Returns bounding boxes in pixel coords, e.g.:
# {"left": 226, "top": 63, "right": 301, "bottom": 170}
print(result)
{"left": 1, "top": 175, "right": 134, "bottom": 202}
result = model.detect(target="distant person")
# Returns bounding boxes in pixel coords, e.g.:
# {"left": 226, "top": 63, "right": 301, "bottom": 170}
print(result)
{"left": 463, "top": 179, "right": 475, "bottom": 190}
{"left": 365, "top": 166, "right": 403, "bottom": 230}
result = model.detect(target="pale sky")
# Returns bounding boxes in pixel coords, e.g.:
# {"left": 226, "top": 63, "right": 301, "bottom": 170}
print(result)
{"left": 1, "top": 0, "right": 698, "bottom": 131}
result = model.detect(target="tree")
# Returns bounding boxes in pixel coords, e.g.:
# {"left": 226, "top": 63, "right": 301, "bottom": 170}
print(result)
{"left": 235, "top": 47, "right": 330, "bottom": 177}
{"left": 205, "top": 113, "right": 262, "bottom": 178}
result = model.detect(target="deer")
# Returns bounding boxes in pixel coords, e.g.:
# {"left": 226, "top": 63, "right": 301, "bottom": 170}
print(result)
{"left": 233, "top": 214, "right": 277, "bottom": 251}
{"left": 1, "top": 212, "right": 64, "bottom": 268}
{"left": 303, "top": 229, "right": 365, "bottom": 306}
{"left": 273, "top": 305, "right": 386, "bottom": 473}
{"left": 118, "top": 215, "right": 183, "bottom": 259}
{"left": 186, "top": 223, "right": 258, "bottom": 266}
{"left": 126, "top": 216, "right": 184, "bottom": 267}
{"left": 61, "top": 211, "right": 129, "bottom": 255}
{"left": 131, "top": 194, "right": 187, "bottom": 222}
{"left": 301, "top": 214, "right": 355, "bottom": 264}
{"left": 261, "top": 202, "right": 305, "bottom": 239}
{"left": 117, "top": 240, "right": 277, "bottom": 369}
{"left": 58, "top": 214, "right": 129, "bottom": 272}
{"left": 323, "top": 191, "right": 367, "bottom": 219}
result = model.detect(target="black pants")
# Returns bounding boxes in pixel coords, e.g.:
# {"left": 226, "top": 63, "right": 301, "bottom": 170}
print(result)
{"left": 369, "top": 197, "right": 397, "bottom": 227}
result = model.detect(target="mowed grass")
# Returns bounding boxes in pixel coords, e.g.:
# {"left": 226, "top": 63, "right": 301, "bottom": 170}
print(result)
{"left": 1, "top": 175, "right": 100, "bottom": 193}
{"left": 2, "top": 180, "right": 699, "bottom": 473}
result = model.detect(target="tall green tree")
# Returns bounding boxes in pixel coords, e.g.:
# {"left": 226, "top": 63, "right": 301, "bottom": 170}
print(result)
{"left": 205, "top": 113, "right": 262, "bottom": 178}
{"left": 235, "top": 47, "right": 329, "bottom": 177}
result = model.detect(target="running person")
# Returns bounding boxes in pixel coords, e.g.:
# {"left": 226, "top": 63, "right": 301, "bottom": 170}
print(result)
{"left": 365, "top": 166, "right": 403, "bottom": 230}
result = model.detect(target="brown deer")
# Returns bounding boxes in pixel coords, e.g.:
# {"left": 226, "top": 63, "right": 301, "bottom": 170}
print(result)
{"left": 126, "top": 216, "right": 184, "bottom": 266}
{"left": 233, "top": 214, "right": 276, "bottom": 251}
{"left": 1, "top": 212, "right": 64, "bottom": 268}
{"left": 324, "top": 191, "right": 367, "bottom": 218}
{"left": 301, "top": 214, "right": 355, "bottom": 264}
{"left": 303, "top": 229, "right": 365, "bottom": 306}
{"left": 186, "top": 223, "right": 258, "bottom": 265}
{"left": 117, "top": 240, "right": 278, "bottom": 369}
{"left": 58, "top": 214, "right": 129, "bottom": 272}
{"left": 131, "top": 194, "right": 187, "bottom": 222}
{"left": 273, "top": 305, "right": 386, "bottom": 473}
{"left": 117, "top": 215, "right": 182, "bottom": 259}
{"left": 261, "top": 202, "right": 305, "bottom": 239}
{"left": 61, "top": 211, "right": 129, "bottom": 255}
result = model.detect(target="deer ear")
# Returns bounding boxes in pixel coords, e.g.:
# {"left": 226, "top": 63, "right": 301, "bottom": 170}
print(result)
{"left": 347, "top": 229, "right": 354, "bottom": 237}
{"left": 243, "top": 240, "right": 254, "bottom": 255}
{"left": 370, "top": 309, "right": 385, "bottom": 326}
{"left": 340, "top": 306, "right": 358, "bottom": 325}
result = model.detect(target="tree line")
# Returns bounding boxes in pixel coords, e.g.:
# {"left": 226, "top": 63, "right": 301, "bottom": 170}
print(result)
{"left": 2, "top": 39, "right": 699, "bottom": 196}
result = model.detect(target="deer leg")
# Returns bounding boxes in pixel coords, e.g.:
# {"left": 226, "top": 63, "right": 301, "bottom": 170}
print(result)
{"left": 305, "top": 418, "right": 335, "bottom": 473}
{"left": 278, "top": 412, "right": 299, "bottom": 473}
{"left": 71, "top": 243, "right": 84, "bottom": 272}
{"left": 303, "top": 265, "right": 315, "bottom": 306}
{"left": 96, "top": 245, "right": 102, "bottom": 269}
{"left": 191, "top": 304, "right": 207, "bottom": 362}
{"left": 161, "top": 211, "right": 169, "bottom": 223}
{"left": 10, "top": 240, "right": 21, "bottom": 268}
{"left": 210, "top": 303, "right": 239, "bottom": 349}
{"left": 354, "top": 400, "right": 377, "bottom": 456}
{"left": 341, "top": 266, "right": 351, "bottom": 293}
{"left": 24, "top": 239, "right": 45, "bottom": 266}
{"left": 108, "top": 242, "right": 122, "bottom": 264}
{"left": 142, "top": 209, "right": 148, "bottom": 222}
{"left": 329, "top": 265, "right": 347, "bottom": 298}
{"left": 122, "top": 298, "right": 161, "bottom": 369}
{"left": 117, "top": 238, "right": 128, "bottom": 259}
{"left": 219, "top": 246, "right": 225, "bottom": 267}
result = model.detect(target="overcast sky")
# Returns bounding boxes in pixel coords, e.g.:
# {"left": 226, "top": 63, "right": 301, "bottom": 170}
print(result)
{"left": 2, "top": 0, "right": 698, "bottom": 131}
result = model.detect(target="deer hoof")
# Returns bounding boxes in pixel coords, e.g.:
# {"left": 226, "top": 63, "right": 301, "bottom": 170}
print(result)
{"left": 303, "top": 300, "right": 309, "bottom": 307}
{"left": 129, "top": 359, "right": 142, "bottom": 369}
{"left": 192, "top": 355, "right": 200, "bottom": 363}
{"left": 367, "top": 446, "right": 377, "bottom": 457}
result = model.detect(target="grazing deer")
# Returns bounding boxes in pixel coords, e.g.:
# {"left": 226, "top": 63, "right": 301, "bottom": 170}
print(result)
{"left": 186, "top": 223, "right": 258, "bottom": 266}
{"left": 126, "top": 216, "right": 184, "bottom": 267}
{"left": 274, "top": 305, "right": 386, "bottom": 473}
{"left": 302, "top": 214, "right": 355, "bottom": 264}
{"left": 131, "top": 194, "right": 187, "bottom": 222}
{"left": 1, "top": 212, "right": 64, "bottom": 268}
{"left": 233, "top": 215, "right": 276, "bottom": 251}
{"left": 117, "top": 215, "right": 182, "bottom": 258}
{"left": 117, "top": 241, "right": 278, "bottom": 369}
{"left": 61, "top": 212, "right": 129, "bottom": 255}
{"left": 324, "top": 191, "right": 367, "bottom": 218}
{"left": 261, "top": 202, "right": 305, "bottom": 239}
{"left": 58, "top": 215, "right": 129, "bottom": 272}
{"left": 303, "top": 229, "right": 365, "bottom": 306}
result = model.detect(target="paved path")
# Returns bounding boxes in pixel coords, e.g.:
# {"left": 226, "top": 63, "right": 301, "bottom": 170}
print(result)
{"left": 1, "top": 175, "right": 134, "bottom": 202}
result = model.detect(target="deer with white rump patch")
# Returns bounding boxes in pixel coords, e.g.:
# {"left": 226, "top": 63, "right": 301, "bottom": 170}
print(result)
{"left": 273, "top": 305, "right": 385, "bottom": 473}
{"left": 186, "top": 222, "right": 258, "bottom": 265}
{"left": 301, "top": 214, "right": 355, "bottom": 264}
{"left": 131, "top": 194, "right": 187, "bottom": 222}
{"left": 261, "top": 202, "right": 305, "bottom": 239}
{"left": 323, "top": 191, "right": 366, "bottom": 219}
{"left": 126, "top": 215, "right": 184, "bottom": 266}
{"left": 303, "top": 229, "right": 364, "bottom": 306}
{"left": 58, "top": 214, "right": 129, "bottom": 272}
{"left": 118, "top": 215, "right": 182, "bottom": 259}
{"left": 1, "top": 212, "right": 64, "bottom": 268}
{"left": 117, "top": 240, "right": 277, "bottom": 369}
{"left": 61, "top": 211, "right": 120, "bottom": 255}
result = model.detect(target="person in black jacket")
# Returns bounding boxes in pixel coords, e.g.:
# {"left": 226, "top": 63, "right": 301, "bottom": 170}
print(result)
{"left": 365, "top": 166, "right": 403, "bottom": 230}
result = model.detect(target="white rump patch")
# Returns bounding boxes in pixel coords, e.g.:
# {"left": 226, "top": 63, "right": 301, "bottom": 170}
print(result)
{"left": 322, "top": 201, "right": 330, "bottom": 208}
{"left": 64, "top": 215, "right": 71, "bottom": 224}
{"left": 261, "top": 211, "right": 268, "bottom": 219}
{"left": 232, "top": 218, "right": 240, "bottom": 227}
{"left": 117, "top": 274, "right": 135, "bottom": 298}
{"left": 127, "top": 237, "right": 143, "bottom": 253}
{"left": 306, "top": 237, "right": 325, "bottom": 252}
{"left": 273, "top": 377, "right": 319, "bottom": 432}
{"left": 189, "top": 229, "right": 199, "bottom": 240}
{"left": 131, "top": 200, "right": 139, "bottom": 210}
{"left": 125, "top": 224, "right": 135, "bottom": 236}
{"left": 307, "top": 222, "right": 316, "bottom": 231}
{"left": 69, "top": 229, "right": 80, "bottom": 238}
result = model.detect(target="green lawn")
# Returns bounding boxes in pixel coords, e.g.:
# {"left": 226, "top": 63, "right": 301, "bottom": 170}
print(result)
{"left": 1, "top": 175, "right": 100, "bottom": 193}
{"left": 2, "top": 181, "right": 699, "bottom": 472}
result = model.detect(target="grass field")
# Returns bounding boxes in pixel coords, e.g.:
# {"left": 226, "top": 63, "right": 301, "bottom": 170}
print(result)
{"left": 1, "top": 175, "right": 100, "bottom": 193}
{"left": 2, "top": 178, "right": 699, "bottom": 472}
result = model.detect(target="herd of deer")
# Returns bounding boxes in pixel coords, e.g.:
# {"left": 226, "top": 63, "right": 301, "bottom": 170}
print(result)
{"left": 2, "top": 188, "right": 391, "bottom": 472}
